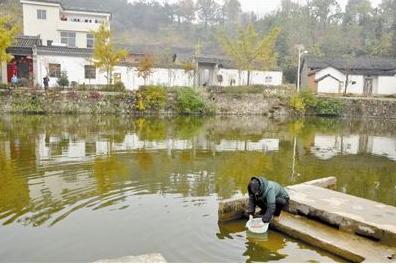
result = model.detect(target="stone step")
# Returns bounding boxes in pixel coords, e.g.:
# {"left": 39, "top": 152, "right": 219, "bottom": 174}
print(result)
{"left": 94, "top": 253, "right": 167, "bottom": 263}
{"left": 287, "top": 183, "right": 396, "bottom": 246}
{"left": 271, "top": 212, "right": 396, "bottom": 263}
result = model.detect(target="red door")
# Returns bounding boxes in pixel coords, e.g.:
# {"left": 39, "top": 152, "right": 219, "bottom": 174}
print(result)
{"left": 7, "top": 60, "right": 17, "bottom": 83}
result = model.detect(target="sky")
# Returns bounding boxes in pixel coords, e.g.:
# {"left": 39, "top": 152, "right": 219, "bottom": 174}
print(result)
{"left": 128, "top": 0, "right": 383, "bottom": 17}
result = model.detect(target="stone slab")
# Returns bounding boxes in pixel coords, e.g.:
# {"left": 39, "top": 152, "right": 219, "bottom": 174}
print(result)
{"left": 94, "top": 253, "right": 167, "bottom": 263}
{"left": 287, "top": 183, "right": 396, "bottom": 246}
{"left": 271, "top": 212, "right": 396, "bottom": 263}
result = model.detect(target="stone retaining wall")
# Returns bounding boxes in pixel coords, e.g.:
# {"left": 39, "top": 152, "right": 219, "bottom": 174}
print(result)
{"left": 0, "top": 90, "right": 395, "bottom": 118}
{"left": 338, "top": 97, "right": 396, "bottom": 119}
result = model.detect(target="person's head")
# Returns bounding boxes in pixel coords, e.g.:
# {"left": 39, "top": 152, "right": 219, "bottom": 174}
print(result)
{"left": 249, "top": 178, "right": 261, "bottom": 197}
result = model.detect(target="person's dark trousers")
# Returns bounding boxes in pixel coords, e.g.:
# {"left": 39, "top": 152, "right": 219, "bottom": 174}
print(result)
{"left": 256, "top": 197, "right": 289, "bottom": 217}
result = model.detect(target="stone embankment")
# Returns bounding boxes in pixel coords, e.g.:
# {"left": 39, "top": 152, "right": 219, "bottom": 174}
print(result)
{"left": 338, "top": 96, "right": 396, "bottom": 119}
{"left": 0, "top": 89, "right": 395, "bottom": 118}
{"left": 218, "top": 177, "right": 396, "bottom": 262}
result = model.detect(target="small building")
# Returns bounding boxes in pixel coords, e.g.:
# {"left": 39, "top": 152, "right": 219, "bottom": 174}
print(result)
{"left": 193, "top": 55, "right": 283, "bottom": 87}
{"left": 301, "top": 56, "right": 396, "bottom": 96}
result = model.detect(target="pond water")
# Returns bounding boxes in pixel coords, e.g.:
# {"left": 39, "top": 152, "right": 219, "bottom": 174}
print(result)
{"left": 0, "top": 115, "right": 395, "bottom": 262}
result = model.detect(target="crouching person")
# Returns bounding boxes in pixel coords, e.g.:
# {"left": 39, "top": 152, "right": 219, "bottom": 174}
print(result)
{"left": 246, "top": 176, "right": 289, "bottom": 223}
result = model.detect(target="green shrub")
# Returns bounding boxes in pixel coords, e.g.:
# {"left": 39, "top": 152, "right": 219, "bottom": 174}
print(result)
{"left": 313, "top": 98, "right": 343, "bottom": 116}
{"left": 289, "top": 94, "right": 305, "bottom": 113}
{"left": 57, "top": 71, "right": 69, "bottom": 88}
{"left": 113, "top": 82, "right": 126, "bottom": 92}
{"left": 70, "top": 81, "right": 78, "bottom": 89}
{"left": 176, "top": 87, "right": 205, "bottom": 114}
{"left": 135, "top": 85, "right": 167, "bottom": 111}
{"left": 299, "top": 90, "right": 317, "bottom": 109}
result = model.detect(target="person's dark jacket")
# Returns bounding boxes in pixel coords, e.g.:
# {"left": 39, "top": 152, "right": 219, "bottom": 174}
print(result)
{"left": 247, "top": 176, "right": 289, "bottom": 222}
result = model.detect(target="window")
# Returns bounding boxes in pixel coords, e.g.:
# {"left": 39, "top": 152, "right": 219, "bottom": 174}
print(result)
{"left": 84, "top": 65, "right": 96, "bottom": 79}
{"left": 49, "top": 64, "right": 61, "bottom": 78}
{"left": 60, "top": 32, "right": 76, "bottom": 47}
{"left": 37, "top": 9, "right": 47, "bottom": 20}
{"left": 86, "top": 33, "right": 94, "bottom": 48}
{"left": 113, "top": 73, "right": 121, "bottom": 83}
{"left": 265, "top": 76, "right": 273, "bottom": 83}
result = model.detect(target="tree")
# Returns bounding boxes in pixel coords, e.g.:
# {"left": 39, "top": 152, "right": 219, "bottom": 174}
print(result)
{"left": 136, "top": 54, "right": 155, "bottom": 85}
{"left": 57, "top": 71, "right": 69, "bottom": 89}
{"left": 217, "top": 24, "right": 281, "bottom": 85}
{"left": 0, "top": 16, "right": 20, "bottom": 63}
{"left": 343, "top": 0, "right": 372, "bottom": 26}
{"left": 196, "top": 0, "right": 221, "bottom": 29}
{"left": 223, "top": 0, "right": 241, "bottom": 24}
{"left": 92, "top": 23, "right": 128, "bottom": 86}
{"left": 178, "top": 0, "right": 195, "bottom": 24}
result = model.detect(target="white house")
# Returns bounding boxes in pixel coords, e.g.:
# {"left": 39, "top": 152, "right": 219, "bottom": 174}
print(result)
{"left": 301, "top": 57, "right": 396, "bottom": 96}
{"left": 1, "top": 0, "right": 283, "bottom": 90}
{"left": 21, "top": 0, "right": 111, "bottom": 48}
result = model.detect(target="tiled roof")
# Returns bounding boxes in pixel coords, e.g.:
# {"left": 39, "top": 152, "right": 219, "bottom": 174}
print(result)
{"left": 21, "top": 0, "right": 111, "bottom": 15}
{"left": 36, "top": 46, "right": 93, "bottom": 57}
{"left": 304, "top": 56, "right": 396, "bottom": 76}
{"left": 12, "top": 35, "right": 42, "bottom": 48}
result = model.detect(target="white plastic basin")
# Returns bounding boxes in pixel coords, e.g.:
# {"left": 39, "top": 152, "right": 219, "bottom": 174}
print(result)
{"left": 245, "top": 218, "right": 269, "bottom": 234}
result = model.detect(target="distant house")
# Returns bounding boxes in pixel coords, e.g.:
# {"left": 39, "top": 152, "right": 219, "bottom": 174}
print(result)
{"left": 193, "top": 55, "right": 283, "bottom": 87}
{"left": 0, "top": 0, "right": 283, "bottom": 89}
{"left": 301, "top": 57, "right": 396, "bottom": 96}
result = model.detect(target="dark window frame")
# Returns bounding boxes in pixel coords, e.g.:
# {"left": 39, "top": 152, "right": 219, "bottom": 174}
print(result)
{"left": 86, "top": 33, "right": 94, "bottom": 49}
{"left": 37, "top": 9, "right": 47, "bottom": 20}
{"left": 49, "top": 64, "right": 61, "bottom": 78}
{"left": 60, "top": 31, "right": 76, "bottom": 47}
{"left": 84, "top": 65, "right": 96, "bottom": 79}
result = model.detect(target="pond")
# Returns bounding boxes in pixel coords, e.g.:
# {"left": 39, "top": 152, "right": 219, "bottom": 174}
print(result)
{"left": 0, "top": 115, "right": 395, "bottom": 262}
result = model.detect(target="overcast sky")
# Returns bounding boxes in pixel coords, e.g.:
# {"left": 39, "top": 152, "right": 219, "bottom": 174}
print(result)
{"left": 129, "top": 0, "right": 383, "bottom": 17}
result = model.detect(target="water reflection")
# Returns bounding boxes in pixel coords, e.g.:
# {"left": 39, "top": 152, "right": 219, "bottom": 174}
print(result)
{"left": 0, "top": 115, "right": 395, "bottom": 261}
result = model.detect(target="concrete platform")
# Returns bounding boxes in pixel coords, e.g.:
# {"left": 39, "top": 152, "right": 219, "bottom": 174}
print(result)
{"left": 272, "top": 212, "right": 395, "bottom": 263}
{"left": 287, "top": 183, "right": 396, "bottom": 246}
{"left": 94, "top": 253, "right": 167, "bottom": 263}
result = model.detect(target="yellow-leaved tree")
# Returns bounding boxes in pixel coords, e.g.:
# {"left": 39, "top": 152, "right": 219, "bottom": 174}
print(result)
{"left": 217, "top": 24, "right": 281, "bottom": 85}
{"left": 136, "top": 54, "right": 155, "bottom": 85}
{"left": 0, "top": 16, "right": 20, "bottom": 63}
{"left": 92, "top": 23, "right": 128, "bottom": 86}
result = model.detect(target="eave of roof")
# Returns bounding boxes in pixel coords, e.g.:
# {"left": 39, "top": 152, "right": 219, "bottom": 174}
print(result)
{"left": 36, "top": 46, "right": 93, "bottom": 57}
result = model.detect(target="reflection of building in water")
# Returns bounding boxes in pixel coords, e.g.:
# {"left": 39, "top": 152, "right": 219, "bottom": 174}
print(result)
{"left": 311, "top": 134, "right": 396, "bottom": 161}
{"left": 36, "top": 134, "right": 90, "bottom": 165}
{"left": 36, "top": 133, "right": 280, "bottom": 165}
{"left": 215, "top": 139, "right": 279, "bottom": 152}
{"left": 28, "top": 170, "right": 94, "bottom": 201}
{"left": 0, "top": 140, "right": 11, "bottom": 160}
{"left": 368, "top": 136, "right": 396, "bottom": 161}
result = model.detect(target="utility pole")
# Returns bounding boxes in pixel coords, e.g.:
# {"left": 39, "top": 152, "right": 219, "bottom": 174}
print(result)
{"left": 296, "top": 45, "right": 308, "bottom": 92}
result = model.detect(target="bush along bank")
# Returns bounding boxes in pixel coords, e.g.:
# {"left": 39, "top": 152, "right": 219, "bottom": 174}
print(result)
{"left": 0, "top": 86, "right": 216, "bottom": 115}
{"left": 289, "top": 91, "right": 343, "bottom": 117}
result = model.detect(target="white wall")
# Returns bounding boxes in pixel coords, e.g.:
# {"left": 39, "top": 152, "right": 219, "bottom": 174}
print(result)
{"left": 346, "top": 75, "right": 364, "bottom": 94}
{"left": 216, "top": 69, "right": 283, "bottom": 86}
{"left": 22, "top": 1, "right": 110, "bottom": 48}
{"left": 0, "top": 62, "right": 7, "bottom": 84}
{"left": 36, "top": 54, "right": 194, "bottom": 90}
{"left": 317, "top": 77, "right": 342, "bottom": 93}
{"left": 377, "top": 76, "right": 396, "bottom": 95}
{"left": 37, "top": 55, "right": 95, "bottom": 87}
{"left": 22, "top": 1, "right": 60, "bottom": 46}
{"left": 315, "top": 67, "right": 364, "bottom": 94}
